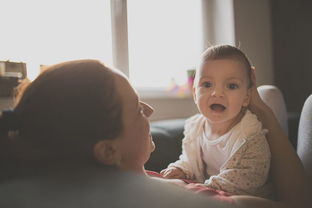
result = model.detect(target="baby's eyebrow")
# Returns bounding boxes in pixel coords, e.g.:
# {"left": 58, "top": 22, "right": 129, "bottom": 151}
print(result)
{"left": 226, "top": 77, "right": 243, "bottom": 82}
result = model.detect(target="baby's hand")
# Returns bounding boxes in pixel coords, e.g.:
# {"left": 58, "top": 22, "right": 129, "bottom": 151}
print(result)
{"left": 160, "top": 167, "right": 186, "bottom": 179}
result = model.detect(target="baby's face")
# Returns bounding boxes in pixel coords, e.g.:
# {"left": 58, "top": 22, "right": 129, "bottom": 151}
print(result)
{"left": 193, "top": 59, "right": 251, "bottom": 126}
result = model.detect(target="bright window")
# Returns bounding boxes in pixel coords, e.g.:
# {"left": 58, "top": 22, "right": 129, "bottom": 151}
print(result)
{"left": 1, "top": 0, "right": 203, "bottom": 89}
{"left": 127, "top": 0, "right": 202, "bottom": 88}
{"left": 0, "top": 0, "right": 112, "bottom": 80}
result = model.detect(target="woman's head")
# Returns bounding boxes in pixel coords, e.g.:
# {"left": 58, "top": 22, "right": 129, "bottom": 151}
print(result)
{"left": 3, "top": 60, "right": 154, "bottom": 173}
{"left": 98, "top": 73, "right": 155, "bottom": 173}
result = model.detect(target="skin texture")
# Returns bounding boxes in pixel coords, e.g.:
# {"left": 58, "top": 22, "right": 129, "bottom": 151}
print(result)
{"left": 160, "top": 167, "right": 186, "bottom": 179}
{"left": 94, "top": 72, "right": 155, "bottom": 175}
{"left": 193, "top": 59, "right": 251, "bottom": 136}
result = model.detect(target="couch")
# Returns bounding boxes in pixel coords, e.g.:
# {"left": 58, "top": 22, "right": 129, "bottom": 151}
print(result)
{"left": 146, "top": 118, "right": 185, "bottom": 172}
{"left": 298, "top": 94, "right": 312, "bottom": 181}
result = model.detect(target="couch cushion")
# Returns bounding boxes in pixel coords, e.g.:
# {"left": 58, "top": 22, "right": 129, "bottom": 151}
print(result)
{"left": 145, "top": 119, "right": 185, "bottom": 172}
{"left": 297, "top": 94, "right": 312, "bottom": 180}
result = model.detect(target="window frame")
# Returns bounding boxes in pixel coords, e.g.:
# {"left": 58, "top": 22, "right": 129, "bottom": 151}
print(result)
{"left": 110, "top": 0, "right": 236, "bottom": 96}
{"left": 111, "top": 0, "right": 130, "bottom": 77}
{"left": 111, "top": 0, "right": 200, "bottom": 96}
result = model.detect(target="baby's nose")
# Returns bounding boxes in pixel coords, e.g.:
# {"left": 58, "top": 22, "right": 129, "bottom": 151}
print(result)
{"left": 211, "top": 86, "right": 224, "bottom": 97}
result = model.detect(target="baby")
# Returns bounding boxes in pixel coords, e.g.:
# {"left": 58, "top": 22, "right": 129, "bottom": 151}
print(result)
{"left": 161, "top": 45, "right": 271, "bottom": 197}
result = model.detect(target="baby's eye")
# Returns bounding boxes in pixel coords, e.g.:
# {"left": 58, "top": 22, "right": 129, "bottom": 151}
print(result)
{"left": 201, "top": 81, "right": 212, "bottom": 88}
{"left": 227, "top": 83, "right": 239, "bottom": 89}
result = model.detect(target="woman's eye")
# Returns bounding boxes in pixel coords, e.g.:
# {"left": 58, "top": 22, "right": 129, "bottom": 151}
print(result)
{"left": 139, "top": 106, "right": 146, "bottom": 117}
{"left": 202, "top": 82, "right": 211, "bottom": 88}
{"left": 228, "top": 83, "right": 239, "bottom": 89}
{"left": 139, "top": 107, "right": 144, "bottom": 115}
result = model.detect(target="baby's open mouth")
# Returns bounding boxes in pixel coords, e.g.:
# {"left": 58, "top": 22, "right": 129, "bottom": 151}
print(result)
{"left": 210, "top": 104, "right": 226, "bottom": 112}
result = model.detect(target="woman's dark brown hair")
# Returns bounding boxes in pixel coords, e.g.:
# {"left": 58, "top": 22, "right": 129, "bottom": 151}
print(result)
{"left": 4, "top": 60, "right": 123, "bottom": 166}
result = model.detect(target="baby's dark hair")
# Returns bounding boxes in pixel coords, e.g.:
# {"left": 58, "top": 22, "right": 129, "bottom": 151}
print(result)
{"left": 196, "top": 45, "right": 253, "bottom": 88}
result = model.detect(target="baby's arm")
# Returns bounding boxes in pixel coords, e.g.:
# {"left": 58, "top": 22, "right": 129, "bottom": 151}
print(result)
{"left": 159, "top": 145, "right": 194, "bottom": 180}
{"left": 204, "top": 135, "right": 271, "bottom": 196}
{"left": 161, "top": 114, "right": 203, "bottom": 180}
{"left": 160, "top": 145, "right": 194, "bottom": 180}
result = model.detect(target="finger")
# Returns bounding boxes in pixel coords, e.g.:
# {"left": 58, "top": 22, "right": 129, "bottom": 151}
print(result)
{"left": 161, "top": 170, "right": 172, "bottom": 177}
{"left": 161, "top": 170, "right": 171, "bottom": 177}
{"left": 167, "top": 171, "right": 184, "bottom": 179}
{"left": 161, "top": 167, "right": 175, "bottom": 174}
{"left": 250, "top": 66, "right": 258, "bottom": 88}
{"left": 164, "top": 171, "right": 178, "bottom": 178}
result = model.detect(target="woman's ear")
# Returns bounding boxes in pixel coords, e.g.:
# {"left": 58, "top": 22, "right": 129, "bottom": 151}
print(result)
{"left": 93, "top": 140, "right": 120, "bottom": 166}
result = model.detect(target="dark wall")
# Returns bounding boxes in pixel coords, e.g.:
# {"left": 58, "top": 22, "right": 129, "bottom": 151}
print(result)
{"left": 271, "top": 0, "right": 312, "bottom": 114}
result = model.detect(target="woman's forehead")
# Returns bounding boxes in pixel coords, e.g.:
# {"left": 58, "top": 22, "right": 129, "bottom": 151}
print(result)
{"left": 113, "top": 73, "right": 138, "bottom": 109}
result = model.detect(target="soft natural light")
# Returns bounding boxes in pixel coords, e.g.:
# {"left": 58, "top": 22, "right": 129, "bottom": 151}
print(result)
{"left": 0, "top": 0, "right": 112, "bottom": 80}
{"left": 127, "top": 0, "right": 203, "bottom": 89}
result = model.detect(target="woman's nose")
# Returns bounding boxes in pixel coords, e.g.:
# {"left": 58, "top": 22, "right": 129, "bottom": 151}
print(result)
{"left": 140, "top": 101, "right": 154, "bottom": 117}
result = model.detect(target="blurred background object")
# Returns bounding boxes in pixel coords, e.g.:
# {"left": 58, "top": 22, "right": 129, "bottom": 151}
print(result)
{"left": 0, "top": 61, "right": 27, "bottom": 97}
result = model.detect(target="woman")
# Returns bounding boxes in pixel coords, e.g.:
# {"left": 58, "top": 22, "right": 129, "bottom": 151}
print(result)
{"left": 0, "top": 60, "right": 155, "bottom": 173}
{"left": 0, "top": 60, "right": 310, "bottom": 207}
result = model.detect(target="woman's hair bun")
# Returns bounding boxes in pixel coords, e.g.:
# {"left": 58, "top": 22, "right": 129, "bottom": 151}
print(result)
{"left": 0, "top": 110, "right": 20, "bottom": 132}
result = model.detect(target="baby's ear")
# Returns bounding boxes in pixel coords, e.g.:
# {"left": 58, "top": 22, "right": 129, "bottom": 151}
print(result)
{"left": 93, "top": 140, "right": 120, "bottom": 166}
{"left": 243, "top": 88, "right": 252, "bottom": 107}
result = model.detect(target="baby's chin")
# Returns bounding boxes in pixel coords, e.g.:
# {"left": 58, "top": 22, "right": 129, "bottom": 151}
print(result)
{"left": 205, "top": 112, "right": 243, "bottom": 125}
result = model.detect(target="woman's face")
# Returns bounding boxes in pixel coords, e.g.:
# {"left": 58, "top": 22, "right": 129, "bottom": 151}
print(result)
{"left": 113, "top": 72, "right": 155, "bottom": 173}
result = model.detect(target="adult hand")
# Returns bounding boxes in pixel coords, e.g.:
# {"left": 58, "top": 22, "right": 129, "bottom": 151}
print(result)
{"left": 248, "top": 67, "right": 272, "bottom": 116}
